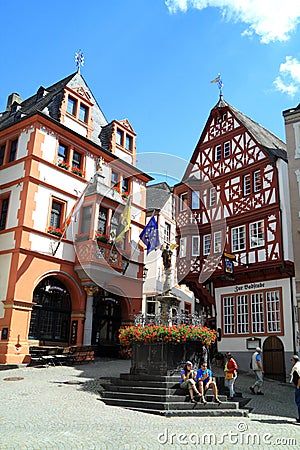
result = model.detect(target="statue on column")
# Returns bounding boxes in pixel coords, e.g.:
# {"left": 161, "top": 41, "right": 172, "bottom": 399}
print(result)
{"left": 162, "top": 244, "right": 173, "bottom": 293}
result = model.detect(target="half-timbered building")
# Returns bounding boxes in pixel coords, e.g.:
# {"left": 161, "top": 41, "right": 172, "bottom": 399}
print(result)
{"left": 174, "top": 94, "right": 297, "bottom": 380}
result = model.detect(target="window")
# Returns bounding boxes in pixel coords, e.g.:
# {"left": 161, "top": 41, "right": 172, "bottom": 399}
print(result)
{"left": 111, "top": 171, "right": 118, "bottom": 186}
{"left": 222, "top": 289, "right": 282, "bottom": 336}
{"left": 98, "top": 207, "right": 108, "bottom": 234}
{"left": 80, "top": 206, "right": 92, "bottom": 234}
{"left": 184, "top": 302, "right": 191, "bottom": 315}
{"left": 179, "top": 192, "right": 188, "bottom": 211}
{"left": 8, "top": 139, "right": 18, "bottom": 162}
{"left": 79, "top": 104, "right": 88, "bottom": 123}
{"left": 0, "top": 144, "right": 5, "bottom": 166}
{"left": 110, "top": 211, "right": 120, "bottom": 241}
{"left": 250, "top": 220, "right": 264, "bottom": 248}
{"left": 116, "top": 129, "right": 123, "bottom": 146}
{"left": 215, "top": 145, "right": 221, "bottom": 161}
{"left": 125, "top": 135, "right": 133, "bottom": 151}
{"left": 179, "top": 237, "right": 187, "bottom": 258}
{"left": 243, "top": 174, "right": 251, "bottom": 196}
{"left": 203, "top": 234, "right": 211, "bottom": 255}
{"left": 164, "top": 222, "right": 171, "bottom": 243}
{"left": 192, "top": 236, "right": 200, "bottom": 256}
{"left": 0, "top": 197, "right": 9, "bottom": 231}
{"left": 231, "top": 225, "right": 246, "bottom": 252}
{"left": 58, "top": 143, "right": 68, "bottom": 162}
{"left": 191, "top": 191, "right": 200, "bottom": 209}
{"left": 237, "top": 295, "right": 249, "bottom": 334}
{"left": 67, "top": 97, "right": 77, "bottom": 116}
{"left": 214, "top": 231, "right": 222, "bottom": 253}
{"left": 209, "top": 187, "right": 216, "bottom": 207}
{"left": 254, "top": 170, "right": 261, "bottom": 192}
{"left": 50, "top": 200, "right": 63, "bottom": 228}
{"left": 251, "top": 292, "right": 264, "bottom": 333}
{"left": 266, "top": 290, "right": 281, "bottom": 332}
{"left": 224, "top": 141, "right": 230, "bottom": 158}
{"left": 72, "top": 151, "right": 82, "bottom": 169}
{"left": 223, "top": 296, "right": 235, "bottom": 334}
{"left": 122, "top": 178, "right": 129, "bottom": 193}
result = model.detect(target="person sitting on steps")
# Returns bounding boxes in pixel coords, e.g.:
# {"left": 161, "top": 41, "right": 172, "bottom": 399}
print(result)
{"left": 180, "top": 361, "right": 201, "bottom": 403}
{"left": 196, "top": 362, "right": 222, "bottom": 404}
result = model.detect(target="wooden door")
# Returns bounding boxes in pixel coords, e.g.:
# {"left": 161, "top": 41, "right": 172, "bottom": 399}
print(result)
{"left": 263, "top": 336, "right": 285, "bottom": 381}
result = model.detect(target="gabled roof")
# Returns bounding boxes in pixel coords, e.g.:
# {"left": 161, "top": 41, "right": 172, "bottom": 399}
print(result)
{"left": 146, "top": 182, "right": 173, "bottom": 211}
{"left": 213, "top": 96, "right": 287, "bottom": 162}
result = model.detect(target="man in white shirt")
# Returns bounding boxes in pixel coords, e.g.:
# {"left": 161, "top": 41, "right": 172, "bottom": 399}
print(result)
{"left": 249, "top": 347, "right": 264, "bottom": 395}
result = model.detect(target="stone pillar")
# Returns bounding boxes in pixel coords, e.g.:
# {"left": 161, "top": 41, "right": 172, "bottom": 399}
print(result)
{"left": 83, "top": 286, "right": 99, "bottom": 345}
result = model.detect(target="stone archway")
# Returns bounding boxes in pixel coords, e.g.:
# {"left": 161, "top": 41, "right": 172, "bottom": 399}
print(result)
{"left": 263, "top": 336, "right": 285, "bottom": 382}
{"left": 29, "top": 276, "right": 71, "bottom": 344}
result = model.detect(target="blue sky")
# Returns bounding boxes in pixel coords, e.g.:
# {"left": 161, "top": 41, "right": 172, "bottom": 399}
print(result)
{"left": 1, "top": 0, "right": 300, "bottom": 183}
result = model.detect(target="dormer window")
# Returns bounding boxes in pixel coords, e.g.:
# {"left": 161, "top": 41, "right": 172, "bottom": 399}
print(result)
{"left": 67, "top": 97, "right": 77, "bottom": 116}
{"left": 116, "top": 129, "right": 124, "bottom": 146}
{"left": 79, "top": 104, "right": 88, "bottom": 123}
{"left": 125, "top": 135, "right": 133, "bottom": 151}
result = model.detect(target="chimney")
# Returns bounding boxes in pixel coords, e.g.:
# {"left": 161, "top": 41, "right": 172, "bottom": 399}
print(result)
{"left": 6, "top": 93, "right": 22, "bottom": 111}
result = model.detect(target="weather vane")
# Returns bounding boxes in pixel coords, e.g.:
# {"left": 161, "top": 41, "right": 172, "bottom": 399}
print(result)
{"left": 75, "top": 50, "right": 84, "bottom": 73}
{"left": 210, "top": 73, "right": 223, "bottom": 95}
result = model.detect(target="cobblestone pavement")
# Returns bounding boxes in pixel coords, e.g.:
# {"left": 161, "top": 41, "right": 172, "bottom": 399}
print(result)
{"left": 0, "top": 358, "right": 300, "bottom": 450}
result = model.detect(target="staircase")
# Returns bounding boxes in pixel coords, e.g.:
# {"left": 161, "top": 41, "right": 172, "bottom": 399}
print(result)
{"left": 99, "top": 373, "right": 249, "bottom": 417}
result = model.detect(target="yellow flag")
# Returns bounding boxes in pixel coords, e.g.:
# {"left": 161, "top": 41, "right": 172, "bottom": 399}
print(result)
{"left": 115, "top": 199, "right": 131, "bottom": 243}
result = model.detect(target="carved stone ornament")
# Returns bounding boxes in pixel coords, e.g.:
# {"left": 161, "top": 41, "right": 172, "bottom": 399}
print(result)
{"left": 84, "top": 285, "right": 99, "bottom": 297}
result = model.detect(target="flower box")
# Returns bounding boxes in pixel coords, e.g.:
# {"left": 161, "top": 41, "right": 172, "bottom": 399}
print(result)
{"left": 96, "top": 233, "right": 109, "bottom": 243}
{"left": 75, "top": 233, "right": 90, "bottom": 242}
{"left": 47, "top": 226, "right": 63, "bottom": 237}
{"left": 57, "top": 162, "right": 69, "bottom": 170}
{"left": 71, "top": 167, "right": 84, "bottom": 177}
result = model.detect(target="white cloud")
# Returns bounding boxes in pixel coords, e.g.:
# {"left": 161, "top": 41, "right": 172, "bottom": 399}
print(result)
{"left": 165, "top": 0, "right": 300, "bottom": 43}
{"left": 273, "top": 56, "right": 300, "bottom": 97}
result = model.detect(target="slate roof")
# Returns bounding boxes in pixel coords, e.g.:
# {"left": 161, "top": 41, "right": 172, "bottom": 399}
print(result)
{"left": 146, "top": 182, "right": 172, "bottom": 211}
{"left": 213, "top": 96, "right": 287, "bottom": 162}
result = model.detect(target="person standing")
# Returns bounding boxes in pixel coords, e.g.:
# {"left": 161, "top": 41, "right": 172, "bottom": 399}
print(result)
{"left": 249, "top": 347, "right": 264, "bottom": 395}
{"left": 290, "top": 355, "right": 300, "bottom": 423}
{"left": 224, "top": 352, "right": 238, "bottom": 399}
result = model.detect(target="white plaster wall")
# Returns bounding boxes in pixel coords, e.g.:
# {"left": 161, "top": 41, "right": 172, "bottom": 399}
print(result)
{"left": 40, "top": 131, "right": 57, "bottom": 162}
{"left": 114, "top": 148, "right": 133, "bottom": 164}
{"left": 0, "top": 162, "right": 24, "bottom": 184}
{"left": 18, "top": 128, "right": 33, "bottom": 159}
{"left": 0, "top": 254, "right": 12, "bottom": 317}
{"left": 29, "top": 232, "right": 75, "bottom": 262}
{"left": 64, "top": 117, "right": 87, "bottom": 137}
{"left": 215, "top": 278, "right": 295, "bottom": 353}
{"left": 277, "top": 158, "right": 294, "bottom": 261}
{"left": 1, "top": 185, "right": 22, "bottom": 230}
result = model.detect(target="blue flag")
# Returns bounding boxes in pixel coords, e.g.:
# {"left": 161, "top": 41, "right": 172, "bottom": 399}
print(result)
{"left": 139, "top": 216, "right": 161, "bottom": 254}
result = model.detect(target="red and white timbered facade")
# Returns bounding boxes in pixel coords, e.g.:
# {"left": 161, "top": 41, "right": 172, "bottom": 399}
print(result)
{"left": 174, "top": 96, "right": 297, "bottom": 377}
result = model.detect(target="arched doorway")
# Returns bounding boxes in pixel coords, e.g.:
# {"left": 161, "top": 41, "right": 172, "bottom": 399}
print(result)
{"left": 91, "top": 294, "right": 122, "bottom": 357}
{"left": 29, "top": 277, "right": 71, "bottom": 344}
{"left": 263, "top": 336, "right": 286, "bottom": 381}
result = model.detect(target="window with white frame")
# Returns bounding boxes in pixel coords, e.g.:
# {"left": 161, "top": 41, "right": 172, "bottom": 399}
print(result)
{"left": 251, "top": 292, "right": 264, "bottom": 333}
{"left": 209, "top": 187, "right": 216, "bottom": 207}
{"left": 191, "top": 191, "right": 200, "bottom": 209}
{"left": 215, "top": 145, "right": 221, "bottom": 161}
{"left": 243, "top": 174, "right": 251, "bottom": 196}
{"left": 192, "top": 236, "right": 200, "bottom": 256}
{"left": 266, "top": 290, "right": 281, "bottom": 332}
{"left": 164, "top": 222, "right": 171, "bottom": 243}
{"left": 253, "top": 170, "right": 261, "bottom": 192}
{"left": 179, "top": 192, "right": 188, "bottom": 211}
{"left": 231, "top": 225, "right": 246, "bottom": 252}
{"left": 223, "top": 296, "right": 235, "bottom": 334}
{"left": 214, "top": 231, "right": 222, "bottom": 253}
{"left": 249, "top": 220, "right": 264, "bottom": 248}
{"left": 224, "top": 141, "right": 231, "bottom": 158}
{"left": 222, "top": 289, "right": 282, "bottom": 336}
{"left": 237, "top": 295, "right": 249, "bottom": 334}
{"left": 179, "top": 237, "right": 187, "bottom": 258}
{"left": 203, "top": 234, "right": 211, "bottom": 255}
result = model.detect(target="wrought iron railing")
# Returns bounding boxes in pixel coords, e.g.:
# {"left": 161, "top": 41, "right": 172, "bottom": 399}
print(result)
{"left": 133, "top": 312, "right": 205, "bottom": 327}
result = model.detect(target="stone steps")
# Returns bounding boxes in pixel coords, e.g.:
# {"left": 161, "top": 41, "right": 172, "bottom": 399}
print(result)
{"left": 99, "top": 373, "right": 250, "bottom": 417}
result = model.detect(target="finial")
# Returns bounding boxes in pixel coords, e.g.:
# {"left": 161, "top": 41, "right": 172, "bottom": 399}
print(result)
{"left": 210, "top": 73, "right": 223, "bottom": 96}
{"left": 75, "top": 50, "right": 84, "bottom": 73}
